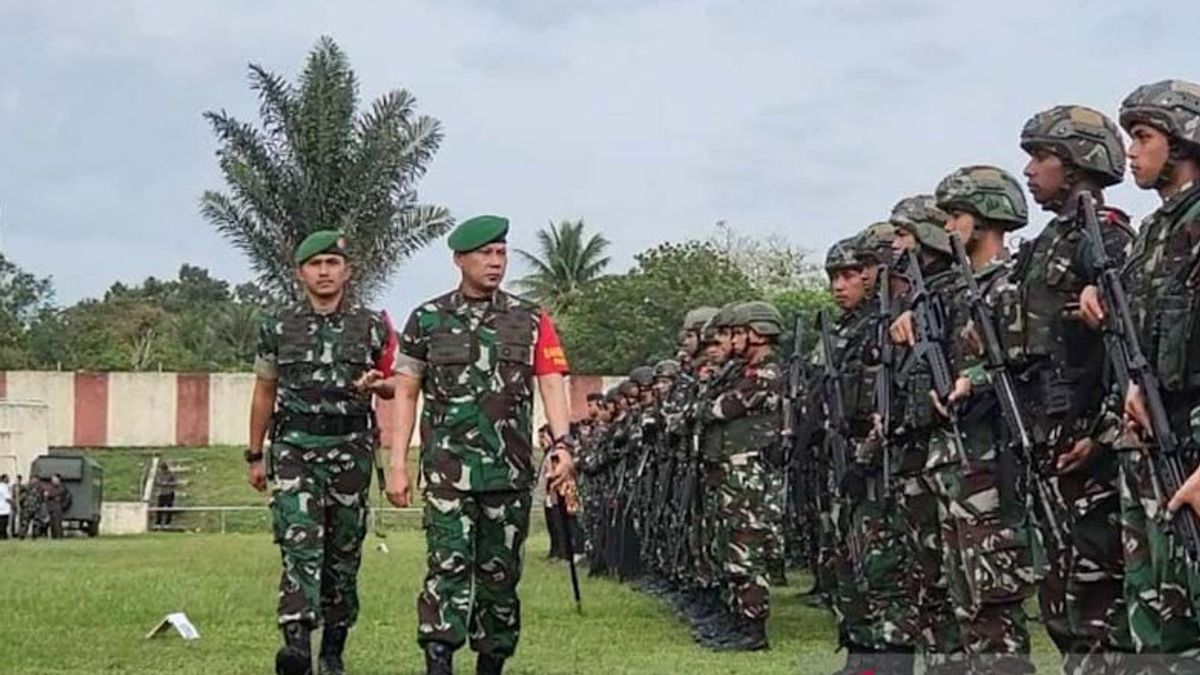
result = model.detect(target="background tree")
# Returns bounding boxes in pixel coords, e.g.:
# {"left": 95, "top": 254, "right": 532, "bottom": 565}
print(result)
{"left": 0, "top": 254, "right": 56, "bottom": 368}
{"left": 558, "top": 241, "right": 757, "bottom": 374}
{"left": 200, "top": 35, "right": 451, "bottom": 302}
{"left": 515, "top": 219, "right": 610, "bottom": 313}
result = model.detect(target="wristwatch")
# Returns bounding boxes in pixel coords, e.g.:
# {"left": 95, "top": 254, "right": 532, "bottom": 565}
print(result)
{"left": 551, "top": 435, "right": 577, "bottom": 456}
{"left": 244, "top": 448, "right": 265, "bottom": 464}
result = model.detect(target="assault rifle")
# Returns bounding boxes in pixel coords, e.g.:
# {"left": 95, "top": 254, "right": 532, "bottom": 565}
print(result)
{"left": 907, "top": 248, "right": 967, "bottom": 462}
{"left": 782, "top": 316, "right": 808, "bottom": 545}
{"left": 818, "top": 310, "right": 851, "bottom": 491}
{"left": 874, "top": 265, "right": 895, "bottom": 497}
{"left": 949, "top": 233, "right": 1064, "bottom": 552}
{"left": 1078, "top": 193, "right": 1200, "bottom": 562}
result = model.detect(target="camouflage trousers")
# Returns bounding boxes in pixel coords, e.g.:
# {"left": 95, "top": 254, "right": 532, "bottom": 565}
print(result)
{"left": 831, "top": 483, "right": 872, "bottom": 648}
{"left": 929, "top": 423, "right": 1037, "bottom": 675}
{"left": 713, "top": 452, "right": 782, "bottom": 620}
{"left": 269, "top": 435, "right": 372, "bottom": 628}
{"left": 1034, "top": 448, "right": 1134, "bottom": 674}
{"left": 1117, "top": 447, "right": 1200, "bottom": 669}
{"left": 418, "top": 487, "right": 532, "bottom": 657}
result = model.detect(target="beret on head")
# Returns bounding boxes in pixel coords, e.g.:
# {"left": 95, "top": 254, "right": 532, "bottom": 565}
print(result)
{"left": 448, "top": 215, "right": 510, "bottom": 253}
{"left": 294, "top": 230, "right": 347, "bottom": 266}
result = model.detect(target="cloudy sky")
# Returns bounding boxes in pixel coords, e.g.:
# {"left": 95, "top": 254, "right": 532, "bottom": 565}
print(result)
{"left": 1, "top": 1, "right": 1195, "bottom": 313}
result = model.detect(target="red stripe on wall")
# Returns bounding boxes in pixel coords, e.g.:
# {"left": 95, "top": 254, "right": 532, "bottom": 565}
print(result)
{"left": 0, "top": 371, "right": 6, "bottom": 398}
{"left": 568, "top": 375, "right": 604, "bottom": 421}
{"left": 175, "top": 373, "right": 210, "bottom": 446}
{"left": 73, "top": 372, "right": 108, "bottom": 447}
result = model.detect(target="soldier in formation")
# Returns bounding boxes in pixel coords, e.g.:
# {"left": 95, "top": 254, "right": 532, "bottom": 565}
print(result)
{"left": 575, "top": 78, "right": 1200, "bottom": 674}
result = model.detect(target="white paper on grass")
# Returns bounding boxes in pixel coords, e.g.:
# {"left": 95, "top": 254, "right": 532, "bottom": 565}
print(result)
{"left": 146, "top": 612, "right": 200, "bottom": 641}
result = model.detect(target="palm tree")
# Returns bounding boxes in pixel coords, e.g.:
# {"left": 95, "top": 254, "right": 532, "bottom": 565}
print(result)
{"left": 515, "top": 220, "right": 611, "bottom": 312}
{"left": 200, "top": 36, "right": 451, "bottom": 302}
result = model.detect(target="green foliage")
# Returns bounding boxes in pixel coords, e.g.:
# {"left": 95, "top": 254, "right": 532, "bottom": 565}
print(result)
{"left": 559, "top": 241, "right": 758, "bottom": 374}
{"left": 767, "top": 284, "right": 836, "bottom": 357}
{"left": 515, "top": 219, "right": 611, "bottom": 313}
{"left": 200, "top": 35, "right": 451, "bottom": 303}
{"left": 0, "top": 254, "right": 56, "bottom": 368}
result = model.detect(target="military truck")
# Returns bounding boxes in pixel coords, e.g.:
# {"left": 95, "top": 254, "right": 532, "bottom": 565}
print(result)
{"left": 31, "top": 453, "right": 104, "bottom": 537}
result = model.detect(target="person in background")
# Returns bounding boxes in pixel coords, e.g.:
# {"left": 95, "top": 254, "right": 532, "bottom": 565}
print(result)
{"left": 43, "top": 473, "right": 71, "bottom": 539}
{"left": 0, "top": 474, "right": 12, "bottom": 540}
{"left": 155, "top": 462, "right": 177, "bottom": 527}
{"left": 536, "top": 425, "right": 565, "bottom": 560}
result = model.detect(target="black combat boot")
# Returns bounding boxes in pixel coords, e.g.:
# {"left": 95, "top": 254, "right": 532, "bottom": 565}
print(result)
{"left": 423, "top": 642, "right": 453, "bottom": 675}
{"left": 876, "top": 646, "right": 915, "bottom": 675}
{"left": 692, "top": 608, "right": 738, "bottom": 645}
{"left": 476, "top": 652, "right": 506, "bottom": 675}
{"left": 710, "top": 617, "right": 769, "bottom": 652}
{"left": 830, "top": 644, "right": 875, "bottom": 675}
{"left": 276, "top": 622, "right": 313, "bottom": 675}
{"left": 317, "top": 625, "right": 348, "bottom": 675}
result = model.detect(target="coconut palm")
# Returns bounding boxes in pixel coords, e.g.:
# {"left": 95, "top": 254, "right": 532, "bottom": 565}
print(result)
{"left": 200, "top": 36, "right": 451, "bottom": 302}
{"left": 515, "top": 220, "right": 611, "bottom": 312}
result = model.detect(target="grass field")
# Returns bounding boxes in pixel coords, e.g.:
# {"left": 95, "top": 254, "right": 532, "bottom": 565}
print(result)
{"left": 0, "top": 530, "right": 1061, "bottom": 674}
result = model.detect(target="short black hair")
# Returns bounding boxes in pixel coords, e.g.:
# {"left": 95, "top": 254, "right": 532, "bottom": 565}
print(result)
{"left": 0, "top": 474, "right": 8, "bottom": 482}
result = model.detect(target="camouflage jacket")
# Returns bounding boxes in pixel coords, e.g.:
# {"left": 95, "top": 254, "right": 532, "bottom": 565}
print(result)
{"left": 398, "top": 290, "right": 547, "bottom": 493}
{"left": 1122, "top": 183, "right": 1200, "bottom": 397}
{"left": 700, "top": 352, "right": 783, "bottom": 461}
{"left": 254, "top": 301, "right": 395, "bottom": 444}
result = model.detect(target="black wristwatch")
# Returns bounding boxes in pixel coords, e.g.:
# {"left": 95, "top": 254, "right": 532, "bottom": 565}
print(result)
{"left": 552, "top": 435, "right": 577, "bottom": 455}
{"left": 244, "top": 448, "right": 265, "bottom": 464}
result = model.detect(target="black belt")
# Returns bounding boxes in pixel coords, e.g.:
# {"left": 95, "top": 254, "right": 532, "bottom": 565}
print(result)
{"left": 279, "top": 413, "right": 371, "bottom": 437}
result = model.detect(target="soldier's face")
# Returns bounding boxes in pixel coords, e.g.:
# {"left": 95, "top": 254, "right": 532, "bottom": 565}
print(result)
{"left": 892, "top": 230, "right": 916, "bottom": 253}
{"left": 714, "top": 329, "right": 733, "bottom": 361}
{"left": 654, "top": 378, "right": 671, "bottom": 397}
{"left": 944, "top": 210, "right": 976, "bottom": 249}
{"left": 297, "top": 254, "right": 349, "bottom": 299}
{"left": 681, "top": 330, "right": 699, "bottom": 356}
{"left": 455, "top": 243, "right": 508, "bottom": 293}
{"left": 1023, "top": 148, "right": 1068, "bottom": 208}
{"left": 830, "top": 268, "right": 866, "bottom": 311}
{"left": 731, "top": 327, "right": 749, "bottom": 354}
{"left": 1127, "top": 123, "right": 1170, "bottom": 189}
{"left": 587, "top": 401, "right": 600, "bottom": 418}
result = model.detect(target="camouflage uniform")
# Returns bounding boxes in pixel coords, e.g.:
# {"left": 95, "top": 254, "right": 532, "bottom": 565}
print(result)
{"left": 1016, "top": 105, "right": 1136, "bottom": 673}
{"left": 1100, "top": 80, "right": 1200, "bottom": 666}
{"left": 933, "top": 166, "right": 1038, "bottom": 674}
{"left": 397, "top": 289, "right": 562, "bottom": 658}
{"left": 255, "top": 302, "right": 395, "bottom": 629}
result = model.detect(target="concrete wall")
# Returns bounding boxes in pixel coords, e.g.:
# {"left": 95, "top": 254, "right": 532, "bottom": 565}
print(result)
{"left": 100, "top": 501, "right": 148, "bottom": 536}
{"left": 0, "top": 371, "right": 615, "bottom": 448}
{"left": 0, "top": 401, "right": 50, "bottom": 478}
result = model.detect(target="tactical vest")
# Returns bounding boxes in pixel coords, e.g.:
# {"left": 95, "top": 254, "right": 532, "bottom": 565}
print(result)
{"left": 1126, "top": 189, "right": 1200, "bottom": 392}
{"left": 423, "top": 296, "right": 536, "bottom": 417}
{"left": 277, "top": 305, "right": 375, "bottom": 417}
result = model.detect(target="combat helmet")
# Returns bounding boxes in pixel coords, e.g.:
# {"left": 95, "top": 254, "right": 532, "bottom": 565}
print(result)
{"left": 682, "top": 307, "right": 719, "bottom": 332}
{"left": 653, "top": 359, "right": 681, "bottom": 379}
{"left": 858, "top": 221, "right": 896, "bottom": 266}
{"left": 1020, "top": 105, "right": 1125, "bottom": 187}
{"left": 738, "top": 301, "right": 783, "bottom": 338}
{"left": 1120, "top": 80, "right": 1200, "bottom": 158}
{"left": 825, "top": 237, "right": 863, "bottom": 272}
{"left": 890, "top": 194, "right": 951, "bottom": 255}
{"left": 935, "top": 165, "right": 1028, "bottom": 231}
{"left": 629, "top": 366, "right": 655, "bottom": 388}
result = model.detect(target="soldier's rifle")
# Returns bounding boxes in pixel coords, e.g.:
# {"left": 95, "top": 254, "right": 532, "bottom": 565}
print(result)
{"left": 1079, "top": 193, "right": 1200, "bottom": 562}
{"left": 949, "top": 233, "right": 1065, "bottom": 553}
{"left": 907, "top": 248, "right": 968, "bottom": 463}
{"left": 782, "top": 316, "right": 808, "bottom": 553}
{"left": 818, "top": 310, "right": 851, "bottom": 489}
{"left": 874, "top": 264, "right": 895, "bottom": 497}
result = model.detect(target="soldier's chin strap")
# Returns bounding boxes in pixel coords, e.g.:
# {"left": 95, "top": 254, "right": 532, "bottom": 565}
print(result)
{"left": 1155, "top": 140, "right": 1191, "bottom": 191}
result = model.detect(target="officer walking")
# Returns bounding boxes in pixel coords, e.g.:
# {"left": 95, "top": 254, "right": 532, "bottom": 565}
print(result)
{"left": 385, "top": 215, "right": 575, "bottom": 675}
{"left": 247, "top": 229, "right": 398, "bottom": 675}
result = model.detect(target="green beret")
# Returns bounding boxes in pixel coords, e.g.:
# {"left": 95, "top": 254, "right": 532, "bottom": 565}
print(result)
{"left": 294, "top": 230, "right": 347, "bottom": 266}
{"left": 448, "top": 215, "right": 510, "bottom": 253}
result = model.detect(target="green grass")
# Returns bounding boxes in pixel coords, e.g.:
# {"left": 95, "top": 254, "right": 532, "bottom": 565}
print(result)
{"left": 0, "top": 531, "right": 1061, "bottom": 674}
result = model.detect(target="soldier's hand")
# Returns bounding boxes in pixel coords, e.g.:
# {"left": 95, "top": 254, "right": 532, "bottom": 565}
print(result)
{"left": 890, "top": 311, "right": 916, "bottom": 347}
{"left": 1079, "top": 285, "right": 1105, "bottom": 329}
{"left": 1056, "top": 437, "right": 1098, "bottom": 474}
{"left": 929, "top": 378, "right": 971, "bottom": 418}
{"left": 354, "top": 369, "right": 385, "bottom": 394}
{"left": 1123, "top": 383, "right": 1152, "bottom": 437}
{"left": 548, "top": 448, "right": 577, "bottom": 493}
{"left": 247, "top": 461, "right": 268, "bottom": 493}
{"left": 385, "top": 466, "right": 411, "bottom": 508}
{"left": 1168, "top": 464, "right": 1200, "bottom": 519}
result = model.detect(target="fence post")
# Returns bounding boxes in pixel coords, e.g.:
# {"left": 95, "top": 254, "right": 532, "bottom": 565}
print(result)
{"left": 220, "top": 509, "right": 226, "bottom": 534}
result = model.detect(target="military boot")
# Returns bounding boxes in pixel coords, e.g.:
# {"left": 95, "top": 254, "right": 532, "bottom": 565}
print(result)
{"left": 830, "top": 644, "right": 875, "bottom": 675}
{"left": 423, "top": 642, "right": 453, "bottom": 675}
{"left": 691, "top": 608, "right": 738, "bottom": 645}
{"left": 317, "top": 625, "right": 348, "bottom": 675}
{"left": 876, "top": 646, "right": 915, "bottom": 675}
{"left": 476, "top": 652, "right": 506, "bottom": 675}
{"left": 276, "top": 622, "right": 313, "bottom": 675}
{"left": 709, "top": 616, "right": 769, "bottom": 652}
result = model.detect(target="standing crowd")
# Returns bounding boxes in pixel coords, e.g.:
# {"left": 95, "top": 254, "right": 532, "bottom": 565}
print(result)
{"left": 0, "top": 473, "right": 72, "bottom": 540}
{"left": 575, "top": 79, "right": 1200, "bottom": 674}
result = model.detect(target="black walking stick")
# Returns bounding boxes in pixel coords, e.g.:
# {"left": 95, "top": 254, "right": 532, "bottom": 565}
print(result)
{"left": 552, "top": 455, "right": 583, "bottom": 614}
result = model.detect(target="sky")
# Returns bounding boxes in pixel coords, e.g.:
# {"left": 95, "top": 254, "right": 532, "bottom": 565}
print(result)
{"left": 1, "top": 0, "right": 1196, "bottom": 314}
